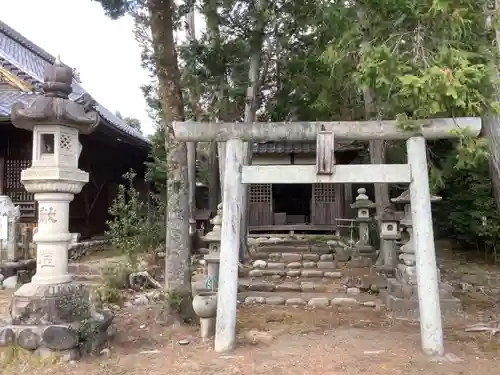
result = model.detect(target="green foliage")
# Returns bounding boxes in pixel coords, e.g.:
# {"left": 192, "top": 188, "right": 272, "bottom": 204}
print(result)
{"left": 106, "top": 170, "right": 165, "bottom": 254}
{"left": 434, "top": 158, "right": 500, "bottom": 253}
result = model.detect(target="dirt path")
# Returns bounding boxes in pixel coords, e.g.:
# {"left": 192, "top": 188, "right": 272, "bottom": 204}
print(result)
{"left": 0, "top": 304, "right": 498, "bottom": 375}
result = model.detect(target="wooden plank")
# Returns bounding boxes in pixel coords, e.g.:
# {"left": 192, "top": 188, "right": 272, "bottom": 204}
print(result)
{"left": 241, "top": 164, "right": 411, "bottom": 184}
{"left": 316, "top": 131, "right": 335, "bottom": 174}
{"left": 172, "top": 117, "right": 481, "bottom": 141}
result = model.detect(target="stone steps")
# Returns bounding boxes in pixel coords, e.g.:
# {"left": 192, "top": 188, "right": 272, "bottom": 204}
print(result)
{"left": 251, "top": 245, "right": 330, "bottom": 255}
{"left": 237, "top": 290, "right": 382, "bottom": 308}
{"left": 239, "top": 278, "right": 346, "bottom": 293}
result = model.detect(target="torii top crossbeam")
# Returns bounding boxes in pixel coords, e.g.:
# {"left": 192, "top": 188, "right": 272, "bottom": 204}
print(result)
{"left": 173, "top": 117, "right": 481, "bottom": 142}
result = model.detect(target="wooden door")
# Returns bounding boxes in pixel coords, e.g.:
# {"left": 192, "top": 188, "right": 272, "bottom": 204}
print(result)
{"left": 311, "top": 183, "right": 342, "bottom": 225}
{"left": 248, "top": 184, "right": 273, "bottom": 226}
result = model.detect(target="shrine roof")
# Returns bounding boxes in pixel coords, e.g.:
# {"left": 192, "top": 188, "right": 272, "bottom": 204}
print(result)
{"left": 0, "top": 20, "right": 149, "bottom": 148}
{"left": 251, "top": 141, "right": 364, "bottom": 154}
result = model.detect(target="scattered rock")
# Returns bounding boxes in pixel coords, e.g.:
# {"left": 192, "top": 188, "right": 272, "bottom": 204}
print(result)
{"left": 0, "top": 327, "right": 15, "bottom": 346}
{"left": 252, "top": 260, "right": 267, "bottom": 269}
{"left": 42, "top": 326, "right": 79, "bottom": 350}
{"left": 243, "top": 329, "right": 274, "bottom": 345}
{"left": 100, "top": 348, "right": 111, "bottom": 357}
{"left": 133, "top": 294, "right": 149, "bottom": 306}
{"left": 308, "top": 297, "right": 329, "bottom": 308}
{"left": 347, "top": 287, "right": 361, "bottom": 295}
{"left": 18, "top": 328, "right": 41, "bottom": 350}
{"left": 362, "top": 301, "right": 377, "bottom": 307}
{"left": 265, "top": 296, "right": 286, "bottom": 305}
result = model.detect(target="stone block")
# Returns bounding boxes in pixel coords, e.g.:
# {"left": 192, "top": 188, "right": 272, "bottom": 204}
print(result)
{"left": 251, "top": 252, "right": 268, "bottom": 260}
{"left": 268, "top": 253, "right": 283, "bottom": 262}
{"left": 310, "top": 246, "right": 330, "bottom": 254}
{"left": 0, "top": 327, "right": 15, "bottom": 346}
{"left": 244, "top": 296, "right": 265, "bottom": 304}
{"left": 320, "top": 254, "right": 334, "bottom": 261}
{"left": 317, "top": 261, "right": 336, "bottom": 269}
{"left": 281, "top": 253, "right": 302, "bottom": 263}
{"left": 324, "top": 271, "right": 343, "bottom": 279}
{"left": 302, "top": 254, "right": 319, "bottom": 262}
{"left": 287, "top": 262, "right": 302, "bottom": 269}
{"left": 286, "top": 270, "right": 301, "bottom": 277}
{"left": 247, "top": 281, "right": 275, "bottom": 292}
{"left": 349, "top": 258, "right": 372, "bottom": 268}
{"left": 265, "top": 296, "right": 286, "bottom": 305}
{"left": 275, "top": 282, "right": 301, "bottom": 292}
{"left": 301, "top": 270, "right": 324, "bottom": 278}
{"left": 285, "top": 298, "right": 306, "bottom": 306}
{"left": 249, "top": 269, "right": 263, "bottom": 277}
{"left": 302, "top": 261, "right": 317, "bottom": 269}
{"left": 42, "top": 325, "right": 79, "bottom": 350}
{"left": 385, "top": 295, "right": 463, "bottom": 319}
{"left": 262, "top": 270, "right": 285, "bottom": 277}
{"left": 18, "top": 328, "right": 42, "bottom": 350}
{"left": 266, "top": 262, "right": 286, "bottom": 269}
{"left": 308, "top": 298, "right": 329, "bottom": 308}
{"left": 331, "top": 297, "right": 358, "bottom": 305}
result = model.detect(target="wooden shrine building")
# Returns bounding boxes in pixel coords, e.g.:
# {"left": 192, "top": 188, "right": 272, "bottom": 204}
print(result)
{"left": 248, "top": 141, "right": 364, "bottom": 233}
{"left": 0, "top": 20, "right": 150, "bottom": 238}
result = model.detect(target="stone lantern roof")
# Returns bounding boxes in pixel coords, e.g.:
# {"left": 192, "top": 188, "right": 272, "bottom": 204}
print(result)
{"left": 10, "top": 58, "right": 99, "bottom": 134}
{"left": 391, "top": 189, "right": 442, "bottom": 204}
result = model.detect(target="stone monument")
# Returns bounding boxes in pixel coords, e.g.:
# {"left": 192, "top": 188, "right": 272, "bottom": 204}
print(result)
{"left": 381, "top": 189, "right": 461, "bottom": 318}
{"left": 2, "top": 59, "right": 113, "bottom": 359}
{"left": 0, "top": 196, "right": 20, "bottom": 261}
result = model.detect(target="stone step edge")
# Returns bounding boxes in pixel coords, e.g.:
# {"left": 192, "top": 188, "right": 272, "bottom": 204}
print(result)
{"left": 245, "top": 269, "right": 344, "bottom": 278}
{"left": 237, "top": 292, "right": 382, "bottom": 308}
{"left": 250, "top": 246, "right": 330, "bottom": 254}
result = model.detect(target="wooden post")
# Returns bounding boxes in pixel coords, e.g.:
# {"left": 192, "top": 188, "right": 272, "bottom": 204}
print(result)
{"left": 214, "top": 138, "right": 245, "bottom": 353}
{"left": 316, "top": 131, "right": 335, "bottom": 175}
{"left": 407, "top": 136, "right": 444, "bottom": 356}
{"left": 0, "top": 156, "right": 4, "bottom": 195}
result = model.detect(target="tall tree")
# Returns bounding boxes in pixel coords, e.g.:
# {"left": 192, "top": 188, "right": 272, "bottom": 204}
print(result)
{"left": 94, "top": 0, "right": 193, "bottom": 317}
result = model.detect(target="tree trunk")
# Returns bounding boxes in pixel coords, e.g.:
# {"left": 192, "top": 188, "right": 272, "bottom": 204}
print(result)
{"left": 208, "top": 141, "right": 219, "bottom": 215}
{"left": 356, "top": 8, "right": 389, "bottom": 225}
{"left": 147, "top": 0, "right": 193, "bottom": 319}
{"left": 483, "top": 1, "right": 500, "bottom": 212}
{"left": 240, "top": 0, "right": 267, "bottom": 261}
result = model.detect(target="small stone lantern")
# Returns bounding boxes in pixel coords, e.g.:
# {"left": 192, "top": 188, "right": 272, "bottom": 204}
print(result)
{"left": 350, "top": 188, "right": 375, "bottom": 259}
{"left": 378, "top": 208, "right": 400, "bottom": 269}
{"left": 200, "top": 203, "right": 223, "bottom": 290}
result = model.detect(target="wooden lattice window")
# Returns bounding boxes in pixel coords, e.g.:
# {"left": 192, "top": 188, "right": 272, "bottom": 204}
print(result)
{"left": 4, "top": 160, "right": 36, "bottom": 218}
{"left": 249, "top": 184, "right": 272, "bottom": 203}
{"left": 313, "top": 183, "right": 336, "bottom": 203}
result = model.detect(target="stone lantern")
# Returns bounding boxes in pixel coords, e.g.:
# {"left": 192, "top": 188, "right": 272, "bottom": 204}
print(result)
{"left": 378, "top": 208, "right": 400, "bottom": 269}
{"left": 7, "top": 59, "right": 112, "bottom": 357}
{"left": 199, "top": 203, "right": 223, "bottom": 290}
{"left": 350, "top": 188, "right": 375, "bottom": 259}
{"left": 383, "top": 188, "right": 461, "bottom": 318}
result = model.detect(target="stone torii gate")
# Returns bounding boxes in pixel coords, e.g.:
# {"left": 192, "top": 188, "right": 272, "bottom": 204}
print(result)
{"left": 173, "top": 117, "right": 481, "bottom": 356}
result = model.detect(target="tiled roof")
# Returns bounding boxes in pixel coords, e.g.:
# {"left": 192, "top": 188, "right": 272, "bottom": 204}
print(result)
{"left": 0, "top": 89, "right": 33, "bottom": 116}
{"left": 251, "top": 141, "right": 364, "bottom": 154}
{"left": 0, "top": 20, "right": 149, "bottom": 146}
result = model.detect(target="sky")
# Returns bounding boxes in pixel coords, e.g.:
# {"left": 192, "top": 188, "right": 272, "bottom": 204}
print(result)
{"left": 1, "top": 0, "right": 155, "bottom": 135}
